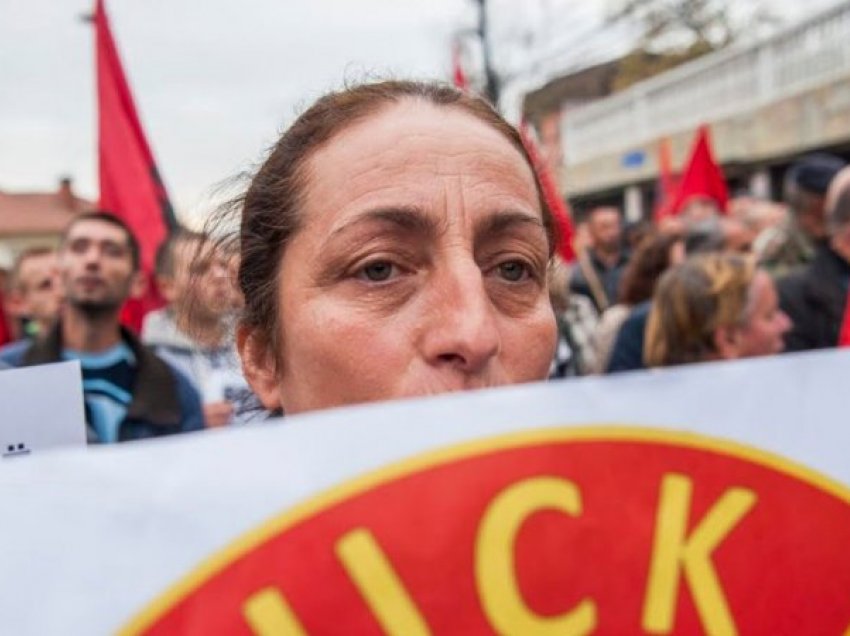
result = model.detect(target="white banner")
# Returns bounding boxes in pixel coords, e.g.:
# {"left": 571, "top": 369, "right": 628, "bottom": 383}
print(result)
{"left": 2, "top": 350, "right": 849, "bottom": 635}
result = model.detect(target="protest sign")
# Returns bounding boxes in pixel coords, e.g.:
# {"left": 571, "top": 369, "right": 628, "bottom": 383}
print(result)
{"left": 0, "top": 361, "right": 85, "bottom": 457}
{"left": 1, "top": 350, "right": 849, "bottom": 634}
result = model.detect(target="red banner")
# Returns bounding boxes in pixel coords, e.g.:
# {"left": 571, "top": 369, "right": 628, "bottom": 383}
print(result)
{"left": 126, "top": 429, "right": 850, "bottom": 635}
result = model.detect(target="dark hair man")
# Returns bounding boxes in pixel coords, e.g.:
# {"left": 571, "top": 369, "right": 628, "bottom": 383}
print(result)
{"left": 142, "top": 231, "right": 254, "bottom": 426}
{"left": 0, "top": 212, "right": 203, "bottom": 442}
{"left": 569, "top": 205, "right": 628, "bottom": 314}
{"left": 4, "top": 247, "right": 60, "bottom": 340}
{"left": 778, "top": 166, "right": 850, "bottom": 351}
{"left": 758, "top": 153, "right": 846, "bottom": 276}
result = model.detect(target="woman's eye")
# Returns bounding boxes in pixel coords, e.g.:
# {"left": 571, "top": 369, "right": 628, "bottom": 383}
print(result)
{"left": 359, "top": 261, "right": 395, "bottom": 282}
{"left": 497, "top": 260, "right": 530, "bottom": 282}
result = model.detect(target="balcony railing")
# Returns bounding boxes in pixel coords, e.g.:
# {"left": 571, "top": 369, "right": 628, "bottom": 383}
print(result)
{"left": 562, "top": 1, "right": 850, "bottom": 165}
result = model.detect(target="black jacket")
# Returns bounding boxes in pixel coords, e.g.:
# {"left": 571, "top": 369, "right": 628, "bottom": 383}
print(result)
{"left": 778, "top": 244, "right": 850, "bottom": 352}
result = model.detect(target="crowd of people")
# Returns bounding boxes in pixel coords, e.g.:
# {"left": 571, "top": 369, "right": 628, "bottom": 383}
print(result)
{"left": 1, "top": 80, "right": 848, "bottom": 445}
{"left": 552, "top": 152, "right": 849, "bottom": 377}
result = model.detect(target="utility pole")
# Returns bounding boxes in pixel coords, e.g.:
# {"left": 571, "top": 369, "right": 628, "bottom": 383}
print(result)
{"left": 474, "top": 0, "right": 501, "bottom": 107}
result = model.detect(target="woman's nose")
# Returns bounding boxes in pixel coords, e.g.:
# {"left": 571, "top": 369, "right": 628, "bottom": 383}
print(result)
{"left": 420, "top": 261, "right": 501, "bottom": 374}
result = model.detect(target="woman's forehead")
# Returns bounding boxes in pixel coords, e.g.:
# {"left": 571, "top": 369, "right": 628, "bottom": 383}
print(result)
{"left": 315, "top": 102, "right": 527, "bottom": 170}
{"left": 301, "top": 100, "right": 537, "bottom": 213}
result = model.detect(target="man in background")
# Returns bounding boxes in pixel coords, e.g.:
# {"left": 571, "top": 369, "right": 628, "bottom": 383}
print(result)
{"left": 4, "top": 247, "right": 60, "bottom": 340}
{"left": 143, "top": 231, "right": 254, "bottom": 426}
{"left": 779, "top": 166, "right": 850, "bottom": 351}
{"left": 0, "top": 212, "right": 203, "bottom": 442}
{"left": 570, "top": 205, "right": 629, "bottom": 314}
{"left": 758, "top": 153, "right": 846, "bottom": 276}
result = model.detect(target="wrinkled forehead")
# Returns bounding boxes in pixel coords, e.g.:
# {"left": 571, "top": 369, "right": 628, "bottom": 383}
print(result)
{"left": 302, "top": 99, "right": 537, "bottom": 198}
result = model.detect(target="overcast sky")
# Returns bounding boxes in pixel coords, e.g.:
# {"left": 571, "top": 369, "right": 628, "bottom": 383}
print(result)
{"left": 0, "top": 0, "right": 838, "bottom": 225}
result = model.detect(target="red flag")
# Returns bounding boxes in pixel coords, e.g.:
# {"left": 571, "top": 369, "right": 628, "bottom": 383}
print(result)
{"left": 839, "top": 291, "right": 850, "bottom": 347}
{"left": 652, "top": 137, "right": 679, "bottom": 222}
{"left": 519, "top": 122, "right": 575, "bottom": 263}
{"left": 95, "top": 0, "right": 176, "bottom": 331}
{"left": 452, "top": 41, "right": 468, "bottom": 90}
{"left": 668, "top": 125, "right": 729, "bottom": 216}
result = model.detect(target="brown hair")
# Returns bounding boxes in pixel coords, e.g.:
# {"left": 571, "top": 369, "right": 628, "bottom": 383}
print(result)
{"left": 644, "top": 253, "right": 755, "bottom": 367}
{"left": 618, "top": 231, "right": 682, "bottom": 305}
{"left": 214, "top": 80, "right": 556, "bottom": 363}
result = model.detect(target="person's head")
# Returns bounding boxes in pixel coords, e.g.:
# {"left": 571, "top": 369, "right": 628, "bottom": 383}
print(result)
{"left": 680, "top": 195, "right": 722, "bottom": 222}
{"left": 733, "top": 197, "right": 786, "bottom": 236}
{"left": 5, "top": 247, "right": 60, "bottom": 335}
{"left": 683, "top": 216, "right": 727, "bottom": 255}
{"left": 586, "top": 206, "right": 622, "bottom": 255}
{"left": 617, "top": 231, "right": 685, "bottom": 306}
{"left": 224, "top": 80, "right": 558, "bottom": 415}
{"left": 156, "top": 230, "right": 231, "bottom": 324}
{"left": 784, "top": 153, "right": 846, "bottom": 240}
{"left": 623, "top": 219, "right": 652, "bottom": 250}
{"left": 728, "top": 193, "right": 758, "bottom": 218}
{"left": 719, "top": 217, "right": 755, "bottom": 253}
{"left": 58, "top": 212, "right": 144, "bottom": 316}
{"left": 645, "top": 253, "right": 791, "bottom": 367}
{"left": 825, "top": 166, "right": 850, "bottom": 263}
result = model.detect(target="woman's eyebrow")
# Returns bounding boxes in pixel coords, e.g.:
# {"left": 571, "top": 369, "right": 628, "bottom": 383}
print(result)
{"left": 327, "top": 206, "right": 437, "bottom": 242}
{"left": 475, "top": 210, "right": 546, "bottom": 241}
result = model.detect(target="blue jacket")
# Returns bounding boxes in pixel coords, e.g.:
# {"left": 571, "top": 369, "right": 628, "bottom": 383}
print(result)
{"left": 0, "top": 324, "right": 204, "bottom": 443}
{"left": 606, "top": 301, "right": 651, "bottom": 374}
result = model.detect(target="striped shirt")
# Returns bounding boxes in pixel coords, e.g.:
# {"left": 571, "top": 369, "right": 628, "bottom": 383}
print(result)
{"left": 63, "top": 343, "right": 136, "bottom": 443}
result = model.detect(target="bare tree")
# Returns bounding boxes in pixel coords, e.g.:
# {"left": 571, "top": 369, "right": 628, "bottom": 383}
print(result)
{"left": 606, "top": 0, "right": 780, "bottom": 89}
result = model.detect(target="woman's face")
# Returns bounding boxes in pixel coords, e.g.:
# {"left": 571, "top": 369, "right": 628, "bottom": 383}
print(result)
{"left": 245, "top": 100, "right": 557, "bottom": 414}
{"left": 735, "top": 270, "right": 792, "bottom": 358}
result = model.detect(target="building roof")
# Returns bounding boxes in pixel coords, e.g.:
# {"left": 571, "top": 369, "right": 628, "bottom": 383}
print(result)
{"left": 0, "top": 179, "right": 95, "bottom": 237}
{"left": 522, "top": 60, "right": 621, "bottom": 120}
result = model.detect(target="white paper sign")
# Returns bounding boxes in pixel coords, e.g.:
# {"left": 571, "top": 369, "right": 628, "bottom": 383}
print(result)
{"left": 0, "top": 361, "right": 86, "bottom": 458}
{"left": 1, "top": 350, "right": 849, "bottom": 635}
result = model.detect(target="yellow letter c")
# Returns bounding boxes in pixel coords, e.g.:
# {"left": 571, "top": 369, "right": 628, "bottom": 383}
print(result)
{"left": 475, "top": 476, "right": 597, "bottom": 636}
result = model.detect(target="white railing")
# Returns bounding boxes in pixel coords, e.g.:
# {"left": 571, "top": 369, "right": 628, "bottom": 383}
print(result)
{"left": 562, "top": 1, "right": 850, "bottom": 165}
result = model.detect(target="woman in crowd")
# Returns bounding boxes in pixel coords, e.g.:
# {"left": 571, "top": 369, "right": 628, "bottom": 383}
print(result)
{"left": 220, "top": 80, "right": 559, "bottom": 415}
{"left": 590, "top": 230, "right": 684, "bottom": 373}
{"left": 644, "top": 253, "right": 791, "bottom": 367}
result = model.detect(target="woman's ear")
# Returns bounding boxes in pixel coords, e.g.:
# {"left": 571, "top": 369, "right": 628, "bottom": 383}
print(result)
{"left": 713, "top": 325, "right": 740, "bottom": 360}
{"left": 237, "top": 325, "right": 282, "bottom": 410}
